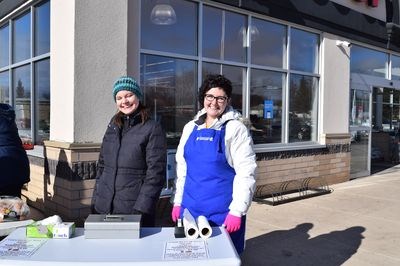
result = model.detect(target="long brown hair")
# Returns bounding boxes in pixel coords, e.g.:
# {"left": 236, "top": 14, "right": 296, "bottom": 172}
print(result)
{"left": 113, "top": 103, "right": 149, "bottom": 128}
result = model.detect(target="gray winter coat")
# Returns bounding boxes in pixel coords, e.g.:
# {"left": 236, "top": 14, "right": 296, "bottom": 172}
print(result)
{"left": 93, "top": 111, "right": 166, "bottom": 215}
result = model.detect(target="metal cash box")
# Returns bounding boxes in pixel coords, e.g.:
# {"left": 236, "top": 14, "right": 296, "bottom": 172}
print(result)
{"left": 84, "top": 214, "right": 141, "bottom": 239}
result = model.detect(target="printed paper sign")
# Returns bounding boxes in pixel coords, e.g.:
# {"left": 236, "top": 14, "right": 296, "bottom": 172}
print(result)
{"left": 264, "top": 100, "right": 274, "bottom": 119}
{"left": 0, "top": 238, "right": 47, "bottom": 258}
{"left": 163, "top": 240, "right": 209, "bottom": 260}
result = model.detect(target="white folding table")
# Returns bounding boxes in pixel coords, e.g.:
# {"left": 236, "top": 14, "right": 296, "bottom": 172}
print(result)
{"left": 0, "top": 227, "right": 240, "bottom": 265}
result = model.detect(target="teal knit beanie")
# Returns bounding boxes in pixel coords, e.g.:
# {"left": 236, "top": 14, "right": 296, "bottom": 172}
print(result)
{"left": 112, "top": 76, "right": 143, "bottom": 102}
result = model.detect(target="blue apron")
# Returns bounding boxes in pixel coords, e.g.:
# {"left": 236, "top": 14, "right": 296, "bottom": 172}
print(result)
{"left": 181, "top": 123, "right": 246, "bottom": 254}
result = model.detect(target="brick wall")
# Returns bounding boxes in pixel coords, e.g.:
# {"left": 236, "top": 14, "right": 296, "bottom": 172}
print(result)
{"left": 255, "top": 134, "right": 351, "bottom": 197}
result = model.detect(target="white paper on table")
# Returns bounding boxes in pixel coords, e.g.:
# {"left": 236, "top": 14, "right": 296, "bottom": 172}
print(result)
{"left": 182, "top": 209, "right": 199, "bottom": 239}
{"left": 0, "top": 238, "right": 47, "bottom": 258}
{"left": 163, "top": 240, "right": 209, "bottom": 260}
{"left": 196, "top": 215, "right": 212, "bottom": 239}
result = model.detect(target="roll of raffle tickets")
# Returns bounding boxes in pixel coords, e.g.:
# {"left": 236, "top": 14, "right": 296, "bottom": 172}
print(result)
{"left": 182, "top": 209, "right": 213, "bottom": 240}
{"left": 182, "top": 208, "right": 199, "bottom": 239}
{"left": 197, "top": 215, "right": 212, "bottom": 239}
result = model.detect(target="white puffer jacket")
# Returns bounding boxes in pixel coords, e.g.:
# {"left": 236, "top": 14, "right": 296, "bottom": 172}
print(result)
{"left": 174, "top": 106, "right": 257, "bottom": 216}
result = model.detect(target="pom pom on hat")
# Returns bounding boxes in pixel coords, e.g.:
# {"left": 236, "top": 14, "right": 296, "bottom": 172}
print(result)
{"left": 112, "top": 76, "right": 143, "bottom": 102}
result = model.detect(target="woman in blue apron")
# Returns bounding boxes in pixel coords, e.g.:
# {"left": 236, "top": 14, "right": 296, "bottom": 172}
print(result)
{"left": 172, "top": 74, "right": 257, "bottom": 254}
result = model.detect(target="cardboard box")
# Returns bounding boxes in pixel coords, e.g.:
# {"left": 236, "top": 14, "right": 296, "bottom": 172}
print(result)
{"left": 26, "top": 223, "right": 54, "bottom": 238}
{"left": 53, "top": 222, "right": 75, "bottom": 239}
{"left": 84, "top": 214, "right": 141, "bottom": 239}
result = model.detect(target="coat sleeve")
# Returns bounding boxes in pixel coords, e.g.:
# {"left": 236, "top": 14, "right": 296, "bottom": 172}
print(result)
{"left": 134, "top": 122, "right": 167, "bottom": 214}
{"left": 173, "top": 121, "right": 194, "bottom": 206}
{"left": 225, "top": 120, "right": 257, "bottom": 216}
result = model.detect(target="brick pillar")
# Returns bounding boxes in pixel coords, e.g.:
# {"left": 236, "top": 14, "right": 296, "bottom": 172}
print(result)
{"left": 24, "top": 141, "right": 100, "bottom": 226}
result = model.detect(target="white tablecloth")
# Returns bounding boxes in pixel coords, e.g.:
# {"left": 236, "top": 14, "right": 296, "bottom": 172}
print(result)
{"left": 0, "top": 226, "right": 240, "bottom": 266}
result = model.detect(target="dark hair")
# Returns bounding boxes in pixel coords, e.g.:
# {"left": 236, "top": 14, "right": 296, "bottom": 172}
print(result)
{"left": 198, "top": 74, "right": 232, "bottom": 108}
{"left": 113, "top": 103, "right": 149, "bottom": 128}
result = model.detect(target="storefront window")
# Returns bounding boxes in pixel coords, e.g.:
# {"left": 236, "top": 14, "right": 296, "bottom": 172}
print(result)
{"left": 0, "top": 71, "right": 9, "bottom": 103}
{"left": 35, "top": 59, "right": 50, "bottom": 144}
{"left": 289, "top": 75, "right": 318, "bottom": 142}
{"left": 250, "top": 69, "right": 283, "bottom": 144}
{"left": 351, "top": 45, "right": 387, "bottom": 78}
{"left": 202, "top": 62, "right": 245, "bottom": 112}
{"left": 13, "top": 65, "right": 31, "bottom": 140}
{"left": 350, "top": 89, "right": 370, "bottom": 127}
{"left": 35, "top": 1, "right": 50, "bottom": 56}
{"left": 140, "top": 54, "right": 197, "bottom": 148}
{"left": 350, "top": 130, "right": 369, "bottom": 175}
{"left": 0, "top": 24, "right": 9, "bottom": 68}
{"left": 13, "top": 12, "right": 31, "bottom": 63}
{"left": 290, "top": 28, "right": 319, "bottom": 73}
{"left": 0, "top": 0, "right": 50, "bottom": 144}
{"left": 140, "top": 0, "right": 320, "bottom": 148}
{"left": 372, "top": 87, "right": 400, "bottom": 132}
{"left": 141, "top": 0, "right": 197, "bottom": 56}
{"left": 392, "top": 55, "right": 400, "bottom": 81}
{"left": 393, "top": 105, "right": 400, "bottom": 125}
{"left": 251, "top": 18, "right": 286, "bottom": 68}
{"left": 203, "top": 6, "right": 246, "bottom": 63}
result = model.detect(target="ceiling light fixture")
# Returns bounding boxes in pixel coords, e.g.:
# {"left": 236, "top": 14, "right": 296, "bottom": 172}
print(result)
{"left": 150, "top": 1, "right": 177, "bottom": 25}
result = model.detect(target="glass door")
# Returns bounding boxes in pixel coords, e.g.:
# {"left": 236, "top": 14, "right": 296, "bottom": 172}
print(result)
{"left": 371, "top": 87, "right": 400, "bottom": 172}
{"left": 349, "top": 87, "right": 372, "bottom": 178}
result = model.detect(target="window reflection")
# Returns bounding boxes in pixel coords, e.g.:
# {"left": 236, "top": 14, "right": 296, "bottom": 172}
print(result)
{"left": 202, "top": 63, "right": 244, "bottom": 112}
{"left": 13, "top": 12, "right": 31, "bottom": 63}
{"left": 141, "top": 0, "right": 197, "bottom": 56}
{"left": 392, "top": 55, "right": 400, "bottom": 81}
{"left": 351, "top": 45, "right": 387, "bottom": 78}
{"left": 0, "top": 71, "right": 9, "bottom": 103}
{"left": 0, "top": 24, "right": 9, "bottom": 68}
{"left": 202, "top": 6, "right": 222, "bottom": 59}
{"left": 203, "top": 6, "right": 246, "bottom": 62}
{"left": 140, "top": 0, "right": 321, "bottom": 147}
{"left": 13, "top": 65, "right": 31, "bottom": 140}
{"left": 250, "top": 69, "right": 283, "bottom": 144}
{"left": 251, "top": 18, "right": 286, "bottom": 68}
{"left": 372, "top": 87, "right": 400, "bottom": 132}
{"left": 350, "top": 89, "right": 370, "bottom": 127}
{"left": 350, "top": 130, "right": 369, "bottom": 175}
{"left": 140, "top": 54, "right": 197, "bottom": 148}
{"left": 35, "top": 1, "right": 50, "bottom": 56}
{"left": 290, "top": 28, "right": 319, "bottom": 73}
{"left": 289, "top": 75, "right": 318, "bottom": 142}
{"left": 35, "top": 59, "right": 50, "bottom": 144}
{"left": 1, "top": 1, "right": 50, "bottom": 145}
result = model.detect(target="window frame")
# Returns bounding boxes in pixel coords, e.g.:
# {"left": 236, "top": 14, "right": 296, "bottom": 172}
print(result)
{"left": 0, "top": 0, "right": 50, "bottom": 145}
{"left": 139, "top": 0, "right": 322, "bottom": 150}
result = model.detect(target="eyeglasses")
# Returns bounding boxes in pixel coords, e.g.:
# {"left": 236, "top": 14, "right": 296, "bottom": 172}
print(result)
{"left": 205, "top": 94, "right": 228, "bottom": 103}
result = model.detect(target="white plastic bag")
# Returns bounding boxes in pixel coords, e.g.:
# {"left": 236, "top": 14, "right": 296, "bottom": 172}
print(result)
{"left": 0, "top": 196, "right": 30, "bottom": 222}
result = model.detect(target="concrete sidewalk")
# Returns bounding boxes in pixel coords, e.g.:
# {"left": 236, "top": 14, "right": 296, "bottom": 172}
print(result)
{"left": 242, "top": 165, "right": 400, "bottom": 266}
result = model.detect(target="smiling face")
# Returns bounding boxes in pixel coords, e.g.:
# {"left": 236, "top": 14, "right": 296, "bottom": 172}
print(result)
{"left": 115, "top": 90, "right": 140, "bottom": 115}
{"left": 203, "top": 87, "right": 229, "bottom": 120}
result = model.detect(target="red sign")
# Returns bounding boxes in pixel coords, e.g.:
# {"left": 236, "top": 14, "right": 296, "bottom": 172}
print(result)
{"left": 354, "top": 0, "right": 379, "bottom": 7}
{"left": 369, "top": 0, "right": 379, "bottom": 7}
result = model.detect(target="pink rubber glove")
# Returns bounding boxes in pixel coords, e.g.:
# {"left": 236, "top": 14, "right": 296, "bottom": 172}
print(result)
{"left": 171, "top": 205, "right": 181, "bottom": 222}
{"left": 223, "top": 213, "right": 241, "bottom": 233}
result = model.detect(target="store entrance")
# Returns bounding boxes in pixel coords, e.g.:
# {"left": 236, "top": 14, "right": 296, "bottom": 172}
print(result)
{"left": 370, "top": 87, "right": 400, "bottom": 173}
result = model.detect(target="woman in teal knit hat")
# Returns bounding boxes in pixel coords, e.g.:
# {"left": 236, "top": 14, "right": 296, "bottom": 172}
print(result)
{"left": 91, "top": 76, "right": 166, "bottom": 226}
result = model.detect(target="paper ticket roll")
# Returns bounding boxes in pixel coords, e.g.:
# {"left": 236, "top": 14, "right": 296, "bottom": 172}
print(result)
{"left": 183, "top": 208, "right": 199, "bottom": 239}
{"left": 197, "top": 215, "right": 212, "bottom": 239}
